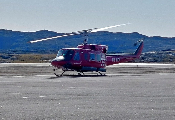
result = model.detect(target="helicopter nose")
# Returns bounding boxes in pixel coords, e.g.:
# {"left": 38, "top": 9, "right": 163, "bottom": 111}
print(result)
{"left": 51, "top": 60, "right": 57, "bottom": 67}
{"left": 51, "top": 57, "right": 66, "bottom": 67}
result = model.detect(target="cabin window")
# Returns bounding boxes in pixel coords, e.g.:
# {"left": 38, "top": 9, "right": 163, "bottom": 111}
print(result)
{"left": 112, "top": 58, "right": 115, "bottom": 62}
{"left": 74, "top": 52, "right": 80, "bottom": 61}
{"left": 84, "top": 53, "right": 88, "bottom": 61}
{"left": 96, "top": 54, "right": 101, "bottom": 62}
{"left": 90, "top": 53, "right": 95, "bottom": 61}
{"left": 101, "top": 53, "right": 106, "bottom": 60}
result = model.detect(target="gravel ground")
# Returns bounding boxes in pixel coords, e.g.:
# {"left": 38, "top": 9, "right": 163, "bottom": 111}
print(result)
{"left": 0, "top": 63, "right": 175, "bottom": 120}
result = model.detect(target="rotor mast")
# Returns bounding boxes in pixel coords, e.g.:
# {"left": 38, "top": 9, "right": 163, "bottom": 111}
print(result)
{"left": 83, "top": 30, "right": 89, "bottom": 44}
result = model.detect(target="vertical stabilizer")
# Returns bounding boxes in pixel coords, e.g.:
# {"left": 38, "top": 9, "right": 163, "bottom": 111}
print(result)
{"left": 134, "top": 41, "right": 144, "bottom": 58}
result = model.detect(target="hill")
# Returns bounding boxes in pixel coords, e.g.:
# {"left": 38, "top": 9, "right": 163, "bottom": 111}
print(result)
{"left": 0, "top": 29, "right": 175, "bottom": 63}
{"left": 1, "top": 29, "right": 175, "bottom": 54}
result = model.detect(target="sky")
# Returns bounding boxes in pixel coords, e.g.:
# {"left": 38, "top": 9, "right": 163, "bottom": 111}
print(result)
{"left": 1, "top": 0, "right": 175, "bottom": 37}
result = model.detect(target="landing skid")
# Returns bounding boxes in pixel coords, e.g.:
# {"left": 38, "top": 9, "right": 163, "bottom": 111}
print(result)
{"left": 78, "top": 72, "right": 85, "bottom": 76}
{"left": 97, "top": 71, "right": 105, "bottom": 76}
{"left": 54, "top": 71, "right": 65, "bottom": 77}
{"left": 53, "top": 70, "right": 105, "bottom": 77}
{"left": 53, "top": 68, "right": 65, "bottom": 77}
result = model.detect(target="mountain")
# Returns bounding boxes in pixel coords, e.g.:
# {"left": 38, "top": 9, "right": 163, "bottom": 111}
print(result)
{"left": 0, "top": 29, "right": 175, "bottom": 54}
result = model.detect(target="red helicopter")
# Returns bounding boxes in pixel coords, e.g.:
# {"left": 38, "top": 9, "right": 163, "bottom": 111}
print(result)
{"left": 30, "top": 24, "right": 144, "bottom": 76}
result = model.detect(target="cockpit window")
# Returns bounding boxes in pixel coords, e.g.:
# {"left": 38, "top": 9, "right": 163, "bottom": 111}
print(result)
{"left": 57, "top": 49, "right": 75, "bottom": 61}
{"left": 57, "top": 49, "right": 63, "bottom": 57}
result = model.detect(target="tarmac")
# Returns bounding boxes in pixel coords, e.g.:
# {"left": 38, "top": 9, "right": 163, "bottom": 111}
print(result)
{"left": 0, "top": 63, "right": 175, "bottom": 120}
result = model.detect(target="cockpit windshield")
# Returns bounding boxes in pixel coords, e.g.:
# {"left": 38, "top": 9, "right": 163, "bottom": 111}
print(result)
{"left": 57, "top": 49, "right": 75, "bottom": 61}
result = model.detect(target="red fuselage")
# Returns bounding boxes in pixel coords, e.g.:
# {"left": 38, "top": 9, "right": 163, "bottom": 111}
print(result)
{"left": 51, "top": 42, "right": 143, "bottom": 72}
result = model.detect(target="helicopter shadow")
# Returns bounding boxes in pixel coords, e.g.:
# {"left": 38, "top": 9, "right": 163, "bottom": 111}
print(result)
{"left": 48, "top": 74, "right": 106, "bottom": 79}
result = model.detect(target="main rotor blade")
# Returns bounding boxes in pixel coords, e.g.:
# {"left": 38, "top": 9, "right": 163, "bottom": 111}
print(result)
{"left": 29, "top": 23, "right": 130, "bottom": 43}
{"left": 30, "top": 36, "right": 61, "bottom": 43}
{"left": 29, "top": 33, "right": 75, "bottom": 43}
{"left": 91, "top": 23, "right": 130, "bottom": 33}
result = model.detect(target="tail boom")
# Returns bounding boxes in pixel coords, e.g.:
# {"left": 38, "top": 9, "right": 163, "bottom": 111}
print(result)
{"left": 106, "top": 41, "right": 144, "bottom": 66}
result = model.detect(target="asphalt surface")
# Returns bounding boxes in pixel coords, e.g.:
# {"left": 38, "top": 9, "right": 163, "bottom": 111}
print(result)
{"left": 0, "top": 63, "right": 175, "bottom": 120}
